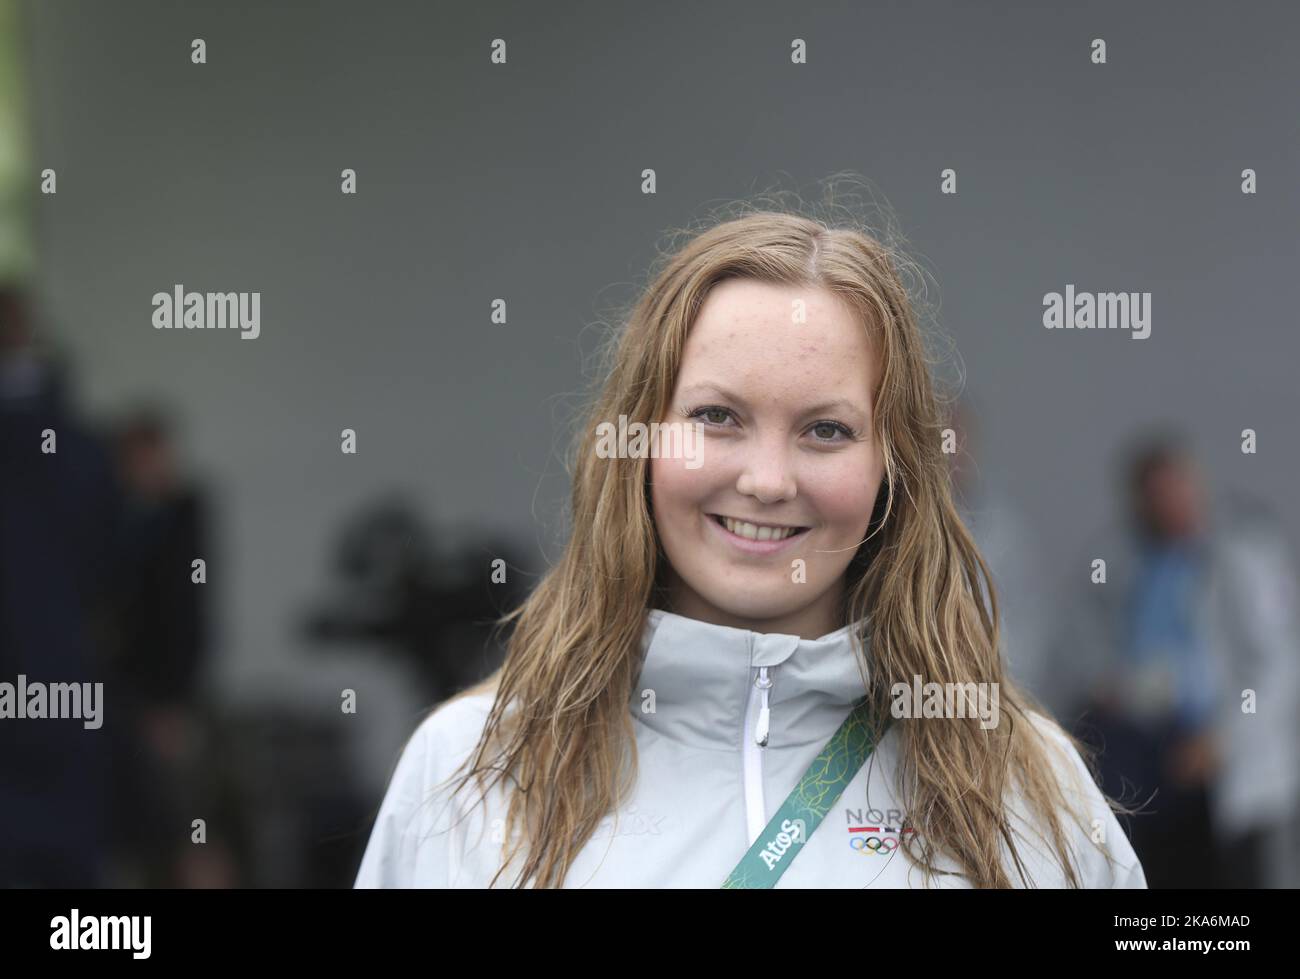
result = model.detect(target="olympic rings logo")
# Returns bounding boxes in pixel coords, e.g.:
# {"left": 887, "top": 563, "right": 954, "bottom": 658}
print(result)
{"left": 850, "top": 835, "right": 899, "bottom": 855}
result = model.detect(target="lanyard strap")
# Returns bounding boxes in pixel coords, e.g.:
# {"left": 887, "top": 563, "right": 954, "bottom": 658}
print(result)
{"left": 722, "top": 699, "right": 885, "bottom": 888}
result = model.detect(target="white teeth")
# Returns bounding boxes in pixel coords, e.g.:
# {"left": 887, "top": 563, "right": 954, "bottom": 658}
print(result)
{"left": 720, "top": 516, "right": 801, "bottom": 541}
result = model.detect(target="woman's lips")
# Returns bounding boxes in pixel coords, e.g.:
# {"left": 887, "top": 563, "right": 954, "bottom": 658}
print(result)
{"left": 705, "top": 512, "right": 811, "bottom": 555}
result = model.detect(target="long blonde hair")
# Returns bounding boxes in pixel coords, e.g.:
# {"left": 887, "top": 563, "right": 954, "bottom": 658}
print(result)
{"left": 441, "top": 184, "right": 1123, "bottom": 888}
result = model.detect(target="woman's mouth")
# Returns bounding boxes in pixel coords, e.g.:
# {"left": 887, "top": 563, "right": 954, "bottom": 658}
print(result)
{"left": 706, "top": 513, "right": 811, "bottom": 553}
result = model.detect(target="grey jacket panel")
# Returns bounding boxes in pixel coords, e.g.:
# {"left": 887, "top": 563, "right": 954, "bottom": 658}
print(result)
{"left": 355, "top": 609, "right": 1146, "bottom": 888}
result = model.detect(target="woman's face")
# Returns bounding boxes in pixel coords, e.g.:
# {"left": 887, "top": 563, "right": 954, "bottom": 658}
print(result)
{"left": 650, "top": 277, "right": 885, "bottom": 639}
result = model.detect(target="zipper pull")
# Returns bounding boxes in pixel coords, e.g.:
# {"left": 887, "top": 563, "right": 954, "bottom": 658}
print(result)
{"left": 754, "top": 666, "right": 772, "bottom": 748}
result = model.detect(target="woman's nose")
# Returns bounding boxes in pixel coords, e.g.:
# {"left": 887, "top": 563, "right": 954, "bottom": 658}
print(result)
{"left": 735, "top": 439, "right": 797, "bottom": 503}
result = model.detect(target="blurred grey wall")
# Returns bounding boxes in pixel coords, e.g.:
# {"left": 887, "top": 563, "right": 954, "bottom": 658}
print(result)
{"left": 19, "top": 0, "right": 1300, "bottom": 720}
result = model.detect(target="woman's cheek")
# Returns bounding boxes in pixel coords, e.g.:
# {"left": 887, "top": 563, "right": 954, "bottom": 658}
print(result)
{"left": 650, "top": 455, "right": 699, "bottom": 539}
{"left": 813, "top": 454, "right": 883, "bottom": 537}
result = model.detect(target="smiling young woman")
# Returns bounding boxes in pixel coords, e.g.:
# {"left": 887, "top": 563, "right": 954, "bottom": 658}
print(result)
{"left": 354, "top": 201, "right": 1146, "bottom": 890}
{"left": 649, "top": 276, "right": 884, "bottom": 641}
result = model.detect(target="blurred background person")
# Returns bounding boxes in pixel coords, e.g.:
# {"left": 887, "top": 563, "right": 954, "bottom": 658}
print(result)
{"left": 0, "top": 283, "right": 123, "bottom": 885}
{"left": 103, "top": 406, "right": 215, "bottom": 886}
{"left": 1052, "top": 431, "right": 1300, "bottom": 887}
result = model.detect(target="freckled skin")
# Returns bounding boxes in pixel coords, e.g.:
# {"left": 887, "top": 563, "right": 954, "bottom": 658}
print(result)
{"left": 649, "top": 278, "right": 885, "bottom": 640}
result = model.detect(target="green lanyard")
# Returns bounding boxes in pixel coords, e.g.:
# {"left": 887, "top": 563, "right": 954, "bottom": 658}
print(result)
{"left": 722, "top": 699, "right": 886, "bottom": 888}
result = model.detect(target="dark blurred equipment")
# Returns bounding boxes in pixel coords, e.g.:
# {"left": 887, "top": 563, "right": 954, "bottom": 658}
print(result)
{"left": 225, "top": 702, "right": 361, "bottom": 888}
{"left": 303, "top": 496, "right": 529, "bottom": 705}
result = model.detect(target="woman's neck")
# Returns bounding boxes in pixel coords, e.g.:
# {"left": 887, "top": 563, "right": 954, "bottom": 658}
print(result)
{"left": 658, "top": 572, "right": 846, "bottom": 640}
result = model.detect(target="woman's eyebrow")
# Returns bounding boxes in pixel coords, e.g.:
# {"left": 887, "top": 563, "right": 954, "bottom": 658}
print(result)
{"left": 678, "top": 381, "right": 744, "bottom": 403}
{"left": 803, "top": 399, "right": 866, "bottom": 418}
{"left": 677, "top": 383, "right": 865, "bottom": 418}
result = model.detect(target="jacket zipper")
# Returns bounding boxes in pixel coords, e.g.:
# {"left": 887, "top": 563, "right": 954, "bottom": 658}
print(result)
{"left": 742, "top": 666, "right": 772, "bottom": 846}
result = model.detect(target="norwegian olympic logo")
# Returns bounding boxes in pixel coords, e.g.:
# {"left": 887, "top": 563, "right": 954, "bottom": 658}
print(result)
{"left": 846, "top": 807, "right": 915, "bottom": 856}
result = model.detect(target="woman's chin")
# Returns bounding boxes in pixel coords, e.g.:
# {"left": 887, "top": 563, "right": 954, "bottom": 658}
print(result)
{"left": 694, "top": 591, "right": 809, "bottom": 627}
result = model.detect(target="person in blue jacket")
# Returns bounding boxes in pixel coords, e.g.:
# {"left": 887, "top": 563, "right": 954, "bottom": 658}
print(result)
{"left": 1054, "top": 433, "right": 1300, "bottom": 887}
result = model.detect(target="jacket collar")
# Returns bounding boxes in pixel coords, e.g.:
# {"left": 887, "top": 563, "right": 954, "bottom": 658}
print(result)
{"left": 631, "top": 608, "right": 872, "bottom": 751}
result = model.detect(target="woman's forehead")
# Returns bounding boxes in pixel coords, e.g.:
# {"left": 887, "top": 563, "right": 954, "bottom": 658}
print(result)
{"left": 676, "top": 281, "right": 878, "bottom": 402}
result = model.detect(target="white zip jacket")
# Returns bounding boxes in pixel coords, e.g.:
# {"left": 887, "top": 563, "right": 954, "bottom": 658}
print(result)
{"left": 354, "top": 608, "right": 1147, "bottom": 888}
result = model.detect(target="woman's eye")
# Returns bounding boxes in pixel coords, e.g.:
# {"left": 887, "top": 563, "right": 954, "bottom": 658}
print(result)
{"left": 810, "top": 420, "right": 853, "bottom": 442}
{"left": 685, "top": 407, "right": 856, "bottom": 442}
{"left": 691, "top": 406, "right": 732, "bottom": 426}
